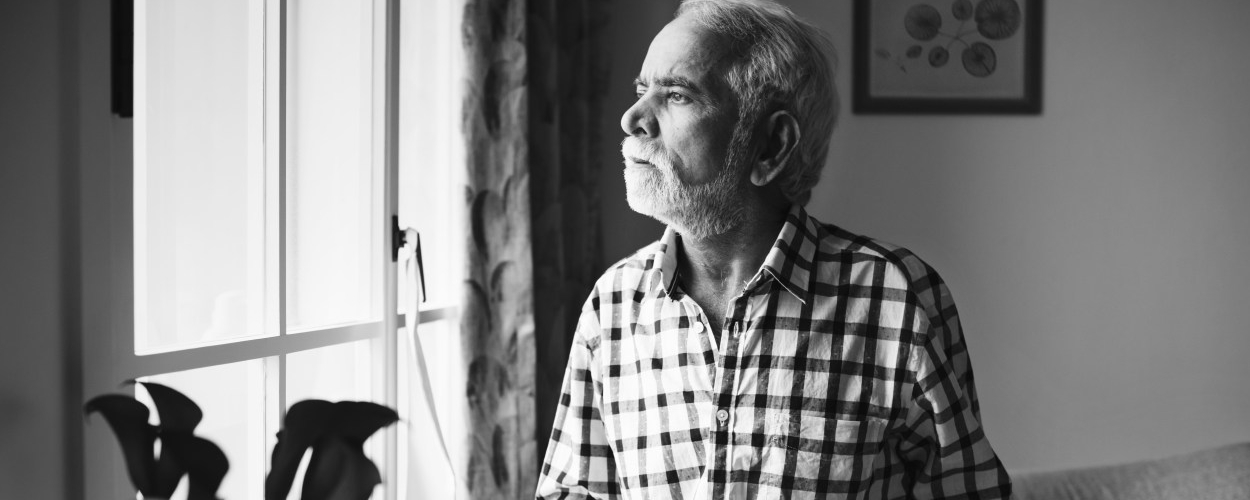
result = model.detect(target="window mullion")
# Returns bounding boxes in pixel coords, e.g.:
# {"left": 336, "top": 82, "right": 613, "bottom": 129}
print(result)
{"left": 275, "top": 0, "right": 288, "bottom": 342}
{"left": 381, "top": 0, "right": 402, "bottom": 498}
{"left": 124, "top": 321, "right": 386, "bottom": 379}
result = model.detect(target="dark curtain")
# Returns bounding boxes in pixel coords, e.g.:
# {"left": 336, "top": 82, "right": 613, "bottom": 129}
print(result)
{"left": 527, "top": 0, "right": 611, "bottom": 467}
{"left": 459, "top": 0, "right": 611, "bottom": 497}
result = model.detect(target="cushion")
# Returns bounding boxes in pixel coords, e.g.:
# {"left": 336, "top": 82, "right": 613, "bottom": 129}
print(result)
{"left": 1012, "top": 442, "right": 1250, "bottom": 500}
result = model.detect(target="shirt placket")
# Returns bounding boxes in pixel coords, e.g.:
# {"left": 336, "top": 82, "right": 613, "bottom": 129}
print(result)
{"left": 709, "top": 294, "right": 752, "bottom": 500}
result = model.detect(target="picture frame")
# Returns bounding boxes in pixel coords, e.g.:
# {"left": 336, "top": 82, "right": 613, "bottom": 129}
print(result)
{"left": 852, "top": 0, "right": 1043, "bottom": 114}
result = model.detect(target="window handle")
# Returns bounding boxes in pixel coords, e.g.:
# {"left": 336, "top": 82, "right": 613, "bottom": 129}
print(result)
{"left": 391, "top": 215, "right": 407, "bottom": 262}
{"left": 395, "top": 218, "right": 426, "bottom": 304}
{"left": 111, "top": 0, "right": 133, "bottom": 118}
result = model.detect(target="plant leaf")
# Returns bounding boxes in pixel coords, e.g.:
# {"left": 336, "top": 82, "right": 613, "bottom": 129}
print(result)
{"left": 301, "top": 436, "right": 345, "bottom": 500}
{"left": 84, "top": 394, "right": 158, "bottom": 494}
{"left": 329, "top": 401, "right": 399, "bottom": 447}
{"left": 302, "top": 437, "right": 381, "bottom": 500}
{"left": 266, "top": 399, "right": 336, "bottom": 500}
{"left": 151, "top": 446, "right": 188, "bottom": 498}
{"left": 166, "top": 434, "right": 230, "bottom": 500}
{"left": 135, "top": 381, "right": 203, "bottom": 433}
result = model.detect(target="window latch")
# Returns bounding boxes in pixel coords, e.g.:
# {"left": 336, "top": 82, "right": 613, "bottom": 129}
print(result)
{"left": 393, "top": 216, "right": 426, "bottom": 303}
{"left": 391, "top": 215, "right": 407, "bottom": 262}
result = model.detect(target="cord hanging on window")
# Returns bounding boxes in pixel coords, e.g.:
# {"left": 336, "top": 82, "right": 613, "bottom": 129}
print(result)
{"left": 401, "top": 227, "right": 456, "bottom": 497}
{"left": 394, "top": 217, "right": 426, "bottom": 303}
{"left": 415, "top": 232, "right": 426, "bottom": 303}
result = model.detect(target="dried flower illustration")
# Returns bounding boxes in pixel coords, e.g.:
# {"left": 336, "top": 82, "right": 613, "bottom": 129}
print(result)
{"left": 904, "top": 4, "right": 942, "bottom": 41}
{"left": 975, "top": 0, "right": 1022, "bottom": 40}
{"left": 961, "top": 41, "right": 997, "bottom": 76}
{"left": 952, "top": 0, "right": 974, "bottom": 21}
{"left": 929, "top": 46, "right": 950, "bottom": 67}
{"left": 890, "top": 0, "right": 1022, "bottom": 77}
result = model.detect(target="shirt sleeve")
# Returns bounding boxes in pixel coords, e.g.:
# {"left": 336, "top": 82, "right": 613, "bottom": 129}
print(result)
{"left": 535, "top": 302, "right": 621, "bottom": 499}
{"left": 896, "top": 268, "right": 1013, "bottom": 499}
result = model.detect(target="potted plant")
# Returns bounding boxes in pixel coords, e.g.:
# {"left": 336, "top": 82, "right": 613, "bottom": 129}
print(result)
{"left": 86, "top": 382, "right": 399, "bottom": 500}
{"left": 85, "top": 381, "right": 229, "bottom": 500}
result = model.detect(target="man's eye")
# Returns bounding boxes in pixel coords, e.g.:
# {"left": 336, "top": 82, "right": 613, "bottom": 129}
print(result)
{"left": 634, "top": 87, "right": 646, "bottom": 99}
{"left": 667, "top": 92, "right": 688, "bottom": 103}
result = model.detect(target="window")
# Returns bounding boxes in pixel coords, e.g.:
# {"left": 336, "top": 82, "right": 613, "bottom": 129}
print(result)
{"left": 81, "top": 0, "right": 465, "bottom": 498}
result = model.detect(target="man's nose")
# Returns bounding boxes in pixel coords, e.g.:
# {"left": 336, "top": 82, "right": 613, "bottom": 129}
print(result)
{"left": 620, "top": 97, "right": 658, "bottom": 138}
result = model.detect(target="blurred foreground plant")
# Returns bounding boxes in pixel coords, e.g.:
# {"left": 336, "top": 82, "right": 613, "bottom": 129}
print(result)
{"left": 87, "top": 382, "right": 399, "bottom": 500}
{"left": 85, "top": 381, "right": 229, "bottom": 500}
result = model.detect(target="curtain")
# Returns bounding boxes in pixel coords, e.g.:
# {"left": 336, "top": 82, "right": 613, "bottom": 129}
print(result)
{"left": 526, "top": 0, "right": 611, "bottom": 467}
{"left": 459, "top": 0, "right": 610, "bottom": 498}
{"left": 460, "top": 0, "right": 536, "bottom": 498}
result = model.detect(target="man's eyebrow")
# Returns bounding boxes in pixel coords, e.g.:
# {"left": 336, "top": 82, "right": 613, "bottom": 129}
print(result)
{"left": 634, "top": 75, "right": 702, "bottom": 91}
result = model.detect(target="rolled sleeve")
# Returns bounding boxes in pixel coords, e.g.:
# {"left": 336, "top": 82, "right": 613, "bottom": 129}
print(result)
{"left": 536, "top": 306, "right": 621, "bottom": 499}
{"left": 898, "top": 327, "right": 1012, "bottom": 499}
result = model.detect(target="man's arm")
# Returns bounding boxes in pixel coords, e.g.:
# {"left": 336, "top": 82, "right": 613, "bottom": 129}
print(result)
{"left": 898, "top": 327, "right": 1012, "bottom": 499}
{"left": 535, "top": 305, "right": 621, "bottom": 499}
{"left": 892, "top": 257, "right": 1012, "bottom": 499}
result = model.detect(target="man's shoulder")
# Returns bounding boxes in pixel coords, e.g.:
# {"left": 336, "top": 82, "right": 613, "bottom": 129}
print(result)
{"left": 806, "top": 215, "right": 957, "bottom": 335}
{"left": 605, "top": 238, "right": 666, "bottom": 274}
{"left": 584, "top": 239, "right": 665, "bottom": 299}
{"left": 808, "top": 215, "right": 942, "bottom": 290}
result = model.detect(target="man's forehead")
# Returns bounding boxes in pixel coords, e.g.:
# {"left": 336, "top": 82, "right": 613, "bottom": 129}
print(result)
{"left": 636, "top": 18, "right": 735, "bottom": 90}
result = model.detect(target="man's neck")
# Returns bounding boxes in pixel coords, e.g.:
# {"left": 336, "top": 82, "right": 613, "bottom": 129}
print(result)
{"left": 677, "top": 204, "right": 788, "bottom": 301}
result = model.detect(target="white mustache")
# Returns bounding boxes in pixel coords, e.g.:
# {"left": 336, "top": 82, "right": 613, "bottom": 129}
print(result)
{"left": 621, "top": 137, "right": 676, "bottom": 171}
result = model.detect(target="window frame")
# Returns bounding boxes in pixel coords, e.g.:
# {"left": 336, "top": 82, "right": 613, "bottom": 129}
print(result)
{"left": 78, "top": 0, "right": 417, "bottom": 498}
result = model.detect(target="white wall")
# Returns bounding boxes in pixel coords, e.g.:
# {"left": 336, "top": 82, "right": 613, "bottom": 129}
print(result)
{"left": 0, "top": 0, "right": 75, "bottom": 498}
{"left": 602, "top": 0, "right": 1250, "bottom": 472}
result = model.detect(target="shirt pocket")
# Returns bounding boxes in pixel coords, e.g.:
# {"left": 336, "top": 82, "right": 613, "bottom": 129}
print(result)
{"left": 792, "top": 417, "right": 890, "bottom": 491}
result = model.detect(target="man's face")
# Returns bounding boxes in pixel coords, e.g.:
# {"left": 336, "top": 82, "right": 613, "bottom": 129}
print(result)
{"left": 620, "top": 17, "right": 751, "bottom": 239}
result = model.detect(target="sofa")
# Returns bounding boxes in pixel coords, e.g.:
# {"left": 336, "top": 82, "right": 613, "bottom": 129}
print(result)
{"left": 1012, "top": 442, "right": 1250, "bottom": 500}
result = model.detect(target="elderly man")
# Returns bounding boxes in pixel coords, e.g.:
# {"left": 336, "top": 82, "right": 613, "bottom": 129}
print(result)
{"left": 536, "top": 0, "right": 1011, "bottom": 498}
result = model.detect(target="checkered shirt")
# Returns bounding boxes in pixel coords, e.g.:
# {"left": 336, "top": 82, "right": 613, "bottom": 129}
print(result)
{"left": 536, "top": 205, "right": 1011, "bottom": 499}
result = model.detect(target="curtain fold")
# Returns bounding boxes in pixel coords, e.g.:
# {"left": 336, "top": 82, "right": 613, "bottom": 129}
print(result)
{"left": 526, "top": 0, "right": 611, "bottom": 467}
{"left": 461, "top": 0, "right": 536, "bottom": 498}
{"left": 459, "top": 0, "right": 610, "bottom": 497}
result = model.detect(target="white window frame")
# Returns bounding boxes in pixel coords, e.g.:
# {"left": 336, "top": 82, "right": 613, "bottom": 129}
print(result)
{"left": 74, "top": 0, "right": 456, "bottom": 498}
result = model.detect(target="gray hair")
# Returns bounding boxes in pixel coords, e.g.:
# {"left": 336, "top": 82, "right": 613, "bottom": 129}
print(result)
{"left": 675, "top": 0, "right": 838, "bottom": 206}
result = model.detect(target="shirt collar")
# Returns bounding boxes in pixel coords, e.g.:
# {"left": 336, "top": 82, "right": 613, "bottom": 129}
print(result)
{"left": 650, "top": 204, "right": 816, "bottom": 304}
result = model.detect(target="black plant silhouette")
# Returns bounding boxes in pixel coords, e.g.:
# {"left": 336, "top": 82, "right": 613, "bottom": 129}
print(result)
{"left": 265, "top": 400, "right": 399, "bottom": 500}
{"left": 85, "top": 381, "right": 229, "bottom": 500}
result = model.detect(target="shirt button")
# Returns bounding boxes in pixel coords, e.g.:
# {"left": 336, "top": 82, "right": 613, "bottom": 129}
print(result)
{"left": 716, "top": 409, "right": 729, "bottom": 424}
{"left": 692, "top": 322, "right": 704, "bottom": 333}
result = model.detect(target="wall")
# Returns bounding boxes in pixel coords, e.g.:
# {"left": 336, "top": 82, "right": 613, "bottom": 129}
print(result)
{"left": 601, "top": 0, "right": 1250, "bottom": 472}
{"left": 0, "top": 0, "right": 77, "bottom": 498}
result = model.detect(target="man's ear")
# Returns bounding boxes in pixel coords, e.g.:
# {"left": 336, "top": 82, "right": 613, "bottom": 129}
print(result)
{"left": 751, "top": 110, "right": 800, "bottom": 187}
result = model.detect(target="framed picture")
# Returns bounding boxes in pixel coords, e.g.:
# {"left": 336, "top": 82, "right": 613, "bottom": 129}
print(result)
{"left": 852, "top": 0, "right": 1043, "bottom": 114}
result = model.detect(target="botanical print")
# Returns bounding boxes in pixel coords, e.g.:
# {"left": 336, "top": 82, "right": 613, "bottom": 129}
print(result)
{"left": 869, "top": 0, "right": 1029, "bottom": 99}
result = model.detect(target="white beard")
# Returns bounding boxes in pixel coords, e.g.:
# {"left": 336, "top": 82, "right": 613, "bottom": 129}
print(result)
{"left": 622, "top": 137, "right": 748, "bottom": 240}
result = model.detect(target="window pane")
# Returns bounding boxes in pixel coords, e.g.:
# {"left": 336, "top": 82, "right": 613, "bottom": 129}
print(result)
{"left": 399, "top": 0, "right": 464, "bottom": 312}
{"left": 285, "top": 339, "right": 383, "bottom": 499}
{"left": 285, "top": 339, "right": 377, "bottom": 405}
{"left": 140, "top": 359, "right": 268, "bottom": 500}
{"left": 133, "top": 0, "right": 268, "bottom": 353}
{"left": 400, "top": 319, "right": 465, "bottom": 499}
{"left": 286, "top": 0, "right": 380, "bottom": 332}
